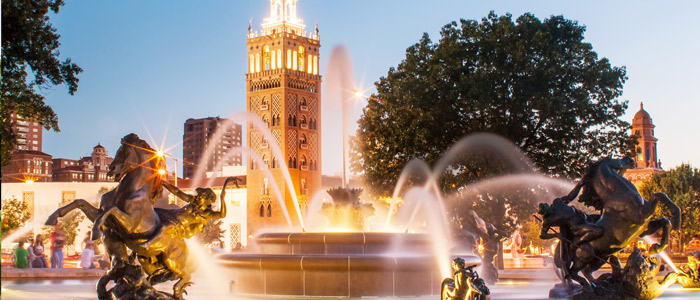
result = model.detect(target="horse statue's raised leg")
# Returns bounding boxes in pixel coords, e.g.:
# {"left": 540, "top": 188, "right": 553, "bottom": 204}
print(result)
{"left": 640, "top": 193, "right": 680, "bottom": 254}
{"left": 45, "top": 199, "right": 101, "bottom": 225}
{"left": 163, "top": 243, "right": 194, "bottom": 300}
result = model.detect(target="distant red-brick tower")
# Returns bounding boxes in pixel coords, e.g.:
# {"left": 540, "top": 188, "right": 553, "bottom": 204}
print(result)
{"left": 625, "top": 102, "right": 663, "bottom": 188}
{"left": 246, "top": 0, "right": 322, "bottom": 237}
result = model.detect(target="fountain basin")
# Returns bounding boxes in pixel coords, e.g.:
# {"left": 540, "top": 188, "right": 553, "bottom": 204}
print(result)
{"left": 214, "top": 232, "right": 480, "bottom": 297}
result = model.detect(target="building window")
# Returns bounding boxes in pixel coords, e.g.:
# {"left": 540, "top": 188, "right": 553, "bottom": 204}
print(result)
{"left": 229, "top": 223, "right": 242, "bottom": 249}
{"left": 263, "top": 45, "right": 271, "bottom": 71}
{"left": 287, "top": 50, "right": 292, "bottom": 69}
{"left": 259, "top": 203, "right": 264, "bottom": 217}
{"left": 267, "top": 203, "right": 272, "bottom": 217}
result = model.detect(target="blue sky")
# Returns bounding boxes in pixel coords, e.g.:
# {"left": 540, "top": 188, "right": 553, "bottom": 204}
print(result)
{"left": 42, "top": 0, "right": 700, "bottom": 176}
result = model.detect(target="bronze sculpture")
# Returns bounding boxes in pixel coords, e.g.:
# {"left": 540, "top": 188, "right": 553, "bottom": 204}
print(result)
{"left": 539, "top": 156, "right": 681, "bottom": 299}
{"left": 678, "top": 255, "right": 700, "bottom": 288}
{"left": 440, "top": 257, "right": 490, "bottom": 300}
{"left": 461, "top": 210, "right": 507, "bottom": 284}
{"left": 45, "top": 133, "right": 235, "bottom": 299}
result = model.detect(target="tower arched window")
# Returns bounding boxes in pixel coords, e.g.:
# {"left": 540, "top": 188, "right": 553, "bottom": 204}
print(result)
{"left": 298, "top": 46, "right": 305, "bottom": 72}
{"left": 263, "top": 45, "right": 271, "bottom": 71}
{"left": 263, "top": 154, "right": 269, "bottom": 168}
{"left": 267, "top": 203, "right": 272, "bottom": 217}
{"left": 259, "top": 203, "right": 265, "bottom": 217}
{"left": 272, "top": 157, "right": 277, "bottom": 168}
{"left": 288, "top": 157, "right": 294, "bottom": 168}
{"left": 293, "top": 157, "right": 297, "bottom": 168}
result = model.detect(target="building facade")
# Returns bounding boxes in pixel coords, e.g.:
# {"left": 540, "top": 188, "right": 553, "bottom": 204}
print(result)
{"left": 182, "top": 117, "right": 243, "bottom": 179}
{"left": 246, "top": 0, "right": 322, "bottom": 236}
{"left": 52, "top": 144, "right": 114, "bottom": 182}
{"left": 625, "top": 103, "right": 663, "bottom": 188}
{"left": 1, "top": 150, "right": 53, "bottom": 182}
{"left": 8, "top": 113, "right": 43, "bottom": 151}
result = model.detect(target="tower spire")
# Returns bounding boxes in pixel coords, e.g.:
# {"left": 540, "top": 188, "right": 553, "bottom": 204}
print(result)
{"left": 262, "top": 0, "right": 305, "bottom": 36}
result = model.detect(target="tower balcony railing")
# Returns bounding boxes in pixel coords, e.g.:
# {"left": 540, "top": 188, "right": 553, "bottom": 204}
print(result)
{"left": 300, "top": 165, "right": 308, "bottom": 171}
{"left": 261, "top": 104, "right": 269, "bottom": 110}
{"left": 299, "top": 143, "right": 308, "bottom": 149}
{"left": 246, "top": 68, "right": 321, "bottom": 80}
{"left": 261, "top": 142, "right": 269, "bottom": 149}
{"left": 300, "top": 123, "right": 308, "bottom": 129}
{"left": 261, "top": 188, "right": 269, "bottom": 195}
{"left": 299, "top": 104, "right": 308, "bottom": 111}
{"left": 301, "top": 188, "right": 308, "bottom": 195}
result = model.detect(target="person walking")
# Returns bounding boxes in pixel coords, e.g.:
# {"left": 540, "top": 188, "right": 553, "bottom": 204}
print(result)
{"left": 50, "top": 225, "right": 66, "bottom": 268}
{"left": 12, "top": 241, "right": 29, "bottom": 269}
{"left": 32, "top": 234, "right": 48, "bottom": 268}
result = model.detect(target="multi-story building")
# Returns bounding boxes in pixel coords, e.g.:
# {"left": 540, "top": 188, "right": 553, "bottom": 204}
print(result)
{"left": 182, "top": 117, "right": 243, "bottom": 179}
{"left": 624, "top": 103, "right": 663, "bottom": 188}
{"left": 52, "top": 144, "right": 114, "bottom": 182}
{"left": 0, "top": 150, "right": 53, "bottom": 182}
{"left": 8, "top": 113, "right": 43, "bottom": 151}
{"left": 246, "top": 0, "right": 322, "bottom": 236}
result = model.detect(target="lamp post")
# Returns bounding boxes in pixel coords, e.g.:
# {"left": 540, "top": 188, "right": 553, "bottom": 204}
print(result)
{"left": 156, "top": 151, "right": 179, "bottom": 187}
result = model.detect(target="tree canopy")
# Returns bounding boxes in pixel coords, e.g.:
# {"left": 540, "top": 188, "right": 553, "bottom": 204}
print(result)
{"left": 352, "top": 12, "right": 633, "bottom": 197}
{"left": 639, "top": 164, "right": 700, "bottom": 246}
{"left": 1, "top": 0, "right": 82, "bottom": 166}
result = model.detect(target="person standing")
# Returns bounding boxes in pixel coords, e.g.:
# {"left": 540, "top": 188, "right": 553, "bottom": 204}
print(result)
{"left": 13, "top": 241, "right": 29, "bottom": 268}
{"left": 50, "top": 225, "right": 66, "bottom": 268}
{"left": 27, "top": 238, "right": 36, "bottom": 268}
{"left": 32, "top": 234, "right": 48, "bottom": 268}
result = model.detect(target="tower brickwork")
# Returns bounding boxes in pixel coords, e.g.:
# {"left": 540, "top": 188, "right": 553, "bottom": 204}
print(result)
{"left": 625, "top": 102, "right": 663, "bottom": 188}
{"left": 246, "top": 0, "right": 322, "bottom": 236}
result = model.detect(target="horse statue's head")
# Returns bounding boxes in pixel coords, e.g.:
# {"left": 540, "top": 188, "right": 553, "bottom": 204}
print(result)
{"left": 108, "top": 133, "right": 165, "bottom": 200}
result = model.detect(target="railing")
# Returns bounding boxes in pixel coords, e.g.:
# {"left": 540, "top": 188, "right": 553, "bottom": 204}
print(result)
{"left": 300, "top": 105, "right": 308, "bottom": 111}
{"left": 261, "top": 104, "right": 269, "bottom": 110}
{"left": 300, "top": 123, "right": 308, "bottom": 129}
{"left": 261, "top": 188, "right": 269, "bottom": 195}
{"left": 261, "top": 142, "right": 269, "bottom": 149}
{"left": 300, "top": 143, "right": 308, "bottom": 149}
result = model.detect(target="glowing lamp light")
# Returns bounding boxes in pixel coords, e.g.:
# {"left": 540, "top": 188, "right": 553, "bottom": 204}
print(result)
{"left": 158, "top": 169, "right": 167, "bottom": 176}
{"left": 25, "top": 179, "right": 35, "bottom": 184}
{"left": 155, "top": 151, "right": 165, "bottom": 158}
{"left": 353, "top": 90, "right": 363, "bottom": 98}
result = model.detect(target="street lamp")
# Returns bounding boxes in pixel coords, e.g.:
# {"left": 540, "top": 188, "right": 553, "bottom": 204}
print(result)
{"left": 155, "top": 149, "right": 179, "bottom": 187}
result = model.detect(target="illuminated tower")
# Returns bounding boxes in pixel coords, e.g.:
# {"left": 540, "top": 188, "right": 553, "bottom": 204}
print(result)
{"left": 246, "top": 0, "right": 321, "bottom": 236}
{"left": 625, "top": 102, "right": 663, "bottom": 188}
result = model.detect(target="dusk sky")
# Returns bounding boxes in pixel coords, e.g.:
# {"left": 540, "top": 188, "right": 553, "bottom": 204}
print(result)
{"left": 41, "top": 0, "right": 699, "bottom": 176}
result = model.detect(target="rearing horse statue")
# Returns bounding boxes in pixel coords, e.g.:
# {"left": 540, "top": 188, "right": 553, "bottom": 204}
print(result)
{"left": 547, "top": 156, "right": 680, "bottom": 290}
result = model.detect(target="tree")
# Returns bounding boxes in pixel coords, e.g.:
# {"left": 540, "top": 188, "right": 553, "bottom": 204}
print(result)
{"left": 1, "top": 196, "right": 32, "bottom": 236}
{"left": 352, "top": 12, "right": 634, "bottom": 236}
{"left": 639, "top": 164, "right": 700, "bottom": 247}
{"left": 1, "top": 0, "right": 82, "bottom": 166}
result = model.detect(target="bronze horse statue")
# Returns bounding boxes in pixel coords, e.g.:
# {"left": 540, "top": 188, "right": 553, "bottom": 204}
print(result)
{"left": 45, "top": 133, "right": 222, "bottom": 299}
{"left": 541, "top": 156, "right": 680, "bottom": 290}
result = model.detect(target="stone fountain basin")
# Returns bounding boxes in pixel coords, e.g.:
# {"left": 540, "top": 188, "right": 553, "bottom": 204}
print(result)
{"left": 214, "top": 232, "right": 480, "bottom": 297}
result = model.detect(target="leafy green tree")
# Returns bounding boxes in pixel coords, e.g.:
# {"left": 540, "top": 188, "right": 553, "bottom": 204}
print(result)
{"left": 1, "top": 0, "right": 82, "bottom": 166}
{"left": 639, "top": 164, "right": 700, "bottom": 247}
{"left": 1, "top": 196, "right": 32, "bottom": 236}
{"left": 353, "top": 12, "right": 634, "bottom": 238}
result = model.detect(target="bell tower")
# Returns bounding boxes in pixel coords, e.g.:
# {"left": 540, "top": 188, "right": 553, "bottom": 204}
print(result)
{"left": 625, "top": 102, "right": 663, "bottom": 188}
{"left": 246, "top": 0, "right": 322, "bottom": 237}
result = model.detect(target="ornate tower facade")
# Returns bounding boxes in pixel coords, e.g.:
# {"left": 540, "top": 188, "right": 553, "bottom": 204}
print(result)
{"left": 246, "top": 0, "right": 322, "bottom": 236}
{"left": 625, "top": 102, "right": 663, "bottom": 188}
